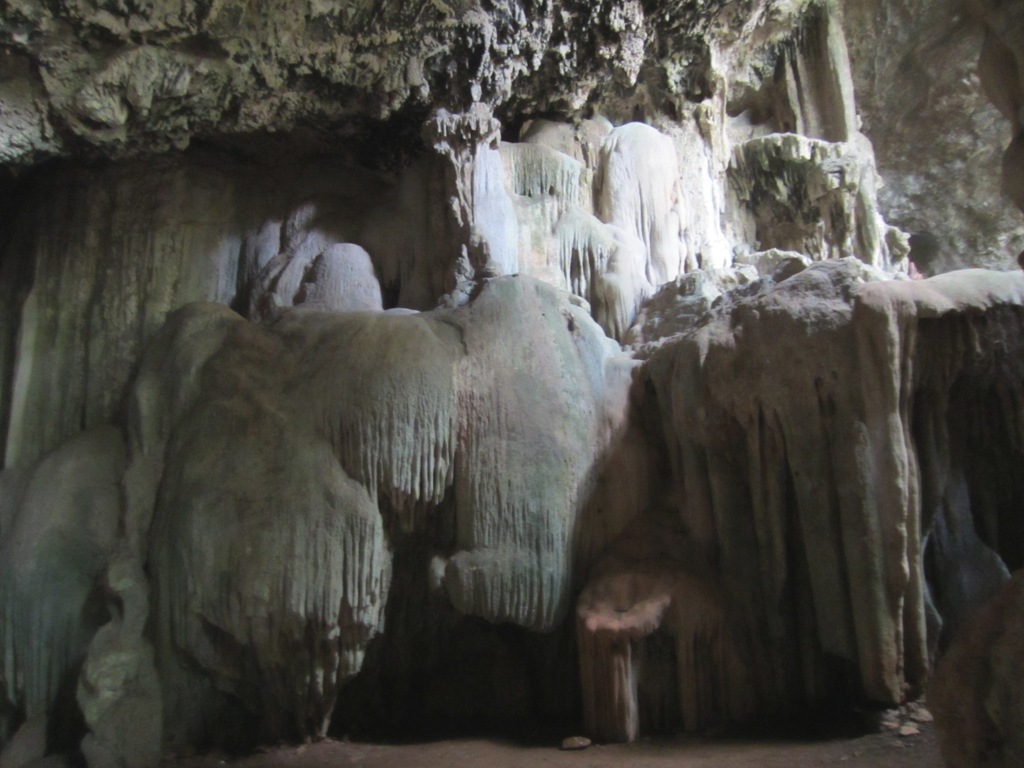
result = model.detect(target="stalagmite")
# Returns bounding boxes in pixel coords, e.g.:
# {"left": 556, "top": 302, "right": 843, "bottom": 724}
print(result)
{"left": 596, "top": 123, "right": 684, "bottom": 289}
{"left": 577, "top": 513, "right": 752, "bottom": 742}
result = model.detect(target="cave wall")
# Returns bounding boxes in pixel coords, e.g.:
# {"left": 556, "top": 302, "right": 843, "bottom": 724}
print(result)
{"left": 841, "top": 0, "right": 1024, "bottom": 274}
{"left": 0, "top": 1, "right": 1022, "bottom": 766}
{"left": 1, "top": 0, "right": 910, "bottom": 470}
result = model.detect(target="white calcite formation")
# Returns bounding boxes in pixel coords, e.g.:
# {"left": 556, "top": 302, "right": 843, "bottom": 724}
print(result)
{"left": 71, "top": 276, "right": 637, "bottom": 759}
{"left": 498, "top": 121, "right": 684, "bottom": 340}
{"left": 251, "top": 239, "right": 384, "bottom": 318}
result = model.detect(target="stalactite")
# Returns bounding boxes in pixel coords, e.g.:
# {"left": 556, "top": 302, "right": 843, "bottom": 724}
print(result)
{"left": 596, "top": 123, "right": 684, "bottom": 289}
{"left": 63, "top": 274, "right": 636, "bottom": 756}
{"left": 1, "top": 1, "right": 1018, "bottom": 761}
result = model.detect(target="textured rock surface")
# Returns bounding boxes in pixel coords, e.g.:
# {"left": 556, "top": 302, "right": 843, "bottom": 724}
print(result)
{"left": 842, "top": 0, "right": 1024, "bottom": 273}
{"left": 68, "top": 276, "right": 637, "bottom": 757}
{"left": 729, "top": 133, "right": 905, "bottom": 269}
{"left": 585, "top": 261, "right": 1024, "bottom": 740}
{"left": 965, "top": 0, "right": 1024, "bottom": 219}
{"left": 577, "top": 511, "right": 751, "bottom": 742}
{"left": 0, "top": 0, "right": 1021, "bottom": 763}
{"left": 501, "top": 119, "right": 713, "bottom": 339}
{"left": 0, "top": 155, "right": 443, "bottom": 468}
{"left": 0, "top": 428, "right": 124, "bottom": 749}
{"left": 930, "top": 570, "right": 1024, "bottom": 768}
{"left": 0, "top": 159, "right": 246, "bottom": 467}
{"left": 622, "top": 266, "right": 758, "bottom": 348}
{"left": 0, "top": 0, "right": 818, "bottom": 167}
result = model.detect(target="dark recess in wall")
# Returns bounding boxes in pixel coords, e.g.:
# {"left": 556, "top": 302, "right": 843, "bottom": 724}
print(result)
{"left": 0, "top": 167, "right": 36, "bottom": 468}
{"left": 352, "top": 103, "right": 432, "bottom": 175}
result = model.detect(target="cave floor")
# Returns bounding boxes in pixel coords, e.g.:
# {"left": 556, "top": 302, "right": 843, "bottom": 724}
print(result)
{"left": 170, "top": 721, "right": 941, "bottom": 768}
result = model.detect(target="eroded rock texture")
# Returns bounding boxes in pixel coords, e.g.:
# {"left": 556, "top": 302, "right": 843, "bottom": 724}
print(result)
{"left": 573, "top": 260, "right": 1024, "bottom": 742}
{"left": 966, "top": 0, "right": 1024, "bottom": 220}
{"left": 70, "top": 277, "right": 639, "bottom": 756}
{"left": 0, "top": 428, "right": 124, "bottom": 749}
{"left": 842, "top": 0, "right": 1024, "bottom": 272}
{"left": 0, "top": 0, "right": 819, "bottom": 166}
{"left": 930, "top": 570, "right": 1024, "bottom": 768}
{"left": 0, "top": 0, "right": 1022, "bottom": 766}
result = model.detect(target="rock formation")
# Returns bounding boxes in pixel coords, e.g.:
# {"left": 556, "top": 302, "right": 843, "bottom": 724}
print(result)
{"left": 0, "top": 1, "right": 1022, "bottom": 767}
{"left": 624, "top": 261, "right": 1023, "bottom": 734}
{"left": 930, "top": 570, "right": 1024, "bottom": 768}
{"left": 842, "top": 0, "right": 1024, "bottom": 273}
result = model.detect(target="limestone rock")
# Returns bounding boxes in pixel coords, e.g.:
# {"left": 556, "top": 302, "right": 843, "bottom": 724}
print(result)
{"left": 0, "top": 160, "right": 246, "bottom": 468}
{"left": 930, "top": 570, "right": 1024, "bottom": 768}
{"left": 623, "top": 266, "right": 758, "bottom": 348}
{"left": 734, "top": 248, "right": 812, "bottom": 278}
{"left": 0, "top": 718, "right": 45, "bottom": 768}
{"left": 906, "top": 702, "right": 933, "bottom": 724}
{"left": 0, "top": 155, "right": 445, "bottom": 469}
{"left": 638, "top": 261, "right": 1024, "bottom": 725}
{"left": 729, "top": 133, "right": 903, "bottom": 270}
{"left": 500, "top": 121, "right": 694, "bottom": 340}
{"left": 577, "top": 512, "right": 752, "bottom": 741}
{"left": 843, "top": 0, "right": 1024, "bottom": 272}
{"left": 0, "top": 54, "right": 58, "bottom": 167}
{"left": 77, "top": 304, "right": 240, "bottom": 768}
{"left": 443, "top": 279, "right": 635, "bottom": 629}
{"left": 596, "top": 123, "right": 684, "bottom": 291}
{"left": 0, "top": 1, "right": 820, "bottom": 167}
{"left": 74, "top": 276, "right": 636, "bottom": 756}
{"left": 0, "top": 428, "right": 125, "bottom": 747}
{"left": 0, "top": 0, "right": 1018, "bottom": 760}
{"left": 965, "top": 0, "right": 1024, "bottom": 223}
{"left": 560, "top": 736, "right": 591, "bottom": 750}
{"left": 252, "top": 239, "right": 384, "bottom": 319}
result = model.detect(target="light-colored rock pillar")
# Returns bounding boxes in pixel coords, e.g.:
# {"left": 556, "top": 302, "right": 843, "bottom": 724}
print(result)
{"left": 424, "top": 105, "right": 518, "bottom": 287}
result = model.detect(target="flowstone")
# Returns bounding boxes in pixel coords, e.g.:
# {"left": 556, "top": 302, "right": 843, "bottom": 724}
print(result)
{"left": 574, "top": 261, "right": 1024, "bottom": 741}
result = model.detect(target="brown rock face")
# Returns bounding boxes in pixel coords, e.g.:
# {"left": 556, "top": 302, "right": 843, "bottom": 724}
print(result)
{"left": 575, "top": 260, "right": 1024, "bottom": 741}
{"left": 930, "top": 570, "right": 1024, "bottom": 768}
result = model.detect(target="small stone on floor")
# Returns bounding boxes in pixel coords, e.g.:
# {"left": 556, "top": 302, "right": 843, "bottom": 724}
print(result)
{"left": 561, "top": 736, "right": 592, "bottom": 750}
{"left": 908, "top": 706, "right": 933, "bottom": 723}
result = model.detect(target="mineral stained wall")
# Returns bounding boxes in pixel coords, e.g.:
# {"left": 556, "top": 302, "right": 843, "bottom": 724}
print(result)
{"left": 0, "top": 2, "right": 1022, "bottom": 768}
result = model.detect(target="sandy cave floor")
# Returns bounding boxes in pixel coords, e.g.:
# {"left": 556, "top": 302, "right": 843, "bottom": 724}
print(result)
{"left": 171, "top": 721, "right": 943, "bottom": 768}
